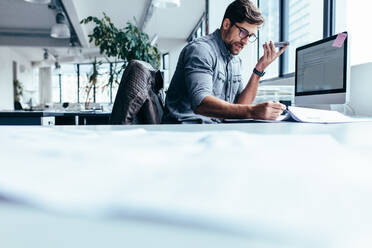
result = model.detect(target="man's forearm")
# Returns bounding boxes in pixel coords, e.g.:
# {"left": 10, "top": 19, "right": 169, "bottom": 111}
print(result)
{"left": 236, "top": 72, "right": 261, "bottom": 105}
{"left": 195, "top": 96, "right": 253, "bottom": 119}
{"left": 236, "top": 41, "right": 288, "bottom": 105}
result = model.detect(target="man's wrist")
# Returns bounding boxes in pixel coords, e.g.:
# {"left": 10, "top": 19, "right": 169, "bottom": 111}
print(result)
{"left": 253, "top": 68, "right": 265, "bottom": 77}
{"left": 242, "top": 105, "right": 254, "bottom": 119}
{"left": 255, "top": 64, "right": 265, "bottom": 72}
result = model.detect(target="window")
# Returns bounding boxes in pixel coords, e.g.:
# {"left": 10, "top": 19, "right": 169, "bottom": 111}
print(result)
{"left": 60, "top": 64, "right": 78, "bottom": 103}
{"left": 287, "top": 0, "right": 323, "bottom": 73}
{"left": 52, "top": 64, "right": 78, "bottom": 103}
{"left": 79, "top": 64, "right": 92, "bottom": 103}
{"left": 258, "top": 0, "right": 330, "bottom": 78}
{"left": 258, "top": 0, "right": 280, "bottom": 79}
{"left": 111, "top": 62, "right": 125, "bottom": 103}
{"left": 187, "top": 14, "right": 207, "bottom": 42}
{"left": 49, "top": 61, "right": 133, "bottom": 104}
{"left": 161, "top": 53, "right": 170, "bottom": 88}
{"left": 95, "top": 63, "right": 111, "bottom": 103}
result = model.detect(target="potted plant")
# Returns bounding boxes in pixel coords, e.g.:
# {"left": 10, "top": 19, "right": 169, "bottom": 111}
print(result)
{"left": 80, "top": 13, "right": 161, "bottom": 98}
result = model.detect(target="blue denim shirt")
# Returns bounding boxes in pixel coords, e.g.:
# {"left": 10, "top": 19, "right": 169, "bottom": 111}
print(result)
{"left": 162, "top": 29, "right": 245, "bottom": 124}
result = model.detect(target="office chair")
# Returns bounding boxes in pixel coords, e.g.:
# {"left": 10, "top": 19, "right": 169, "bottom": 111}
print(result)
{"left": 110, "top": 60, "right": 165, "bottom": 125}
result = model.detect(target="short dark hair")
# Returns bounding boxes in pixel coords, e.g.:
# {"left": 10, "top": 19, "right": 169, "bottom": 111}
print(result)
{"left": 222, "top": 0, "right": 264, "bottom": 27}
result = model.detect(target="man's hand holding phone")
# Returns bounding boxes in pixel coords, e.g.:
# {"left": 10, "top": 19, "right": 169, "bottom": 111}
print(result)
{"left": 255, "top": 41, "right": 289, "bottom": 72}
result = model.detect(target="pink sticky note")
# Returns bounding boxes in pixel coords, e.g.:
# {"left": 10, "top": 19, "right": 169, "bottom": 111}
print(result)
{"left": 333, "top": 33, "right": 347, "bottom": 48}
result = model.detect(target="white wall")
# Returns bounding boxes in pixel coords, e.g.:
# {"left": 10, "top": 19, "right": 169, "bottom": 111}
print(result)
{"left": 38, "top": 67, "right": 52, "bottom": 105}
{"left": 158, "top": 38, "right": 187, "bottom": 88}
{"left": 0, "top": 47, "right": 14, "bottom": 110}
{"left": 0, "top": 47, "right": 35, "bottom": 110}
{"left": 349, "top": 63, "right": 372, "bottom": 116}
{"left": 335, "top": 0, "right": 372, "bottom": 66}
{"left": 209, "top": 0, "right": 258, "bottom": 85}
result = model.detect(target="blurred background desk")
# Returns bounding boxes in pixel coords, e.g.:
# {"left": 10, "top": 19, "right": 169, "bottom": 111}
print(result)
{"left": 55, "top": 111, "right": 111, "bottom": 125}
{"left": 0, "top": 111, "right": 111, "bottom": 126}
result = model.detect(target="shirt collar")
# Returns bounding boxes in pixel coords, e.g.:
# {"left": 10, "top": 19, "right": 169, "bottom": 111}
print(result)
{"left": 213, "top": 29, "right": 234, "bottom": 60}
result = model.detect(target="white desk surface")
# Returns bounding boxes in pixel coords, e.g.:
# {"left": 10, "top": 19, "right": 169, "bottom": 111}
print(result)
{"left": 0, "top": 123, "right": 372, "bottom": 248}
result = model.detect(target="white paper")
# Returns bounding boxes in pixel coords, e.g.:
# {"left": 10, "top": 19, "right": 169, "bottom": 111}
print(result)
{"left": 282, "top": 106, "right": 372, "bottom": 123}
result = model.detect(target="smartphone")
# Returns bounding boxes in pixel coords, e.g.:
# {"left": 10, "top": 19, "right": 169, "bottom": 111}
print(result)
{"left": 274, "top": 41, "right": 289, "bottom": 48}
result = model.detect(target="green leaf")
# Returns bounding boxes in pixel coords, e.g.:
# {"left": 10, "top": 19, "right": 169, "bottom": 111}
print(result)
{"left": 80, "top": 13, "right": 160, "bottom": 68}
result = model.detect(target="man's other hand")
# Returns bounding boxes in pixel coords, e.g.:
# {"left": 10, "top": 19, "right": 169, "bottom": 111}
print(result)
{"left": 256, "top": 41, "right": 288, "bottom": 72}
{"left": 250, "top": 101, "right": 286, "bottom": 120}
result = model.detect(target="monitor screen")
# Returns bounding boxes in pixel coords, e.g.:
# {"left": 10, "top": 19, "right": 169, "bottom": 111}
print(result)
{"left": 295, "top": 33, "right": 348, "bottom": 105}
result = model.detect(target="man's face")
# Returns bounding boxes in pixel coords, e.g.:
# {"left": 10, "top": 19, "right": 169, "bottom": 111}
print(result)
{"left": 221, "top": 19, "right": 258, "bottom": 55}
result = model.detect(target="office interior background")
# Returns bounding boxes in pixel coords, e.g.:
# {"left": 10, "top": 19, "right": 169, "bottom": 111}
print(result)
{"left": 2, "top": 1, "right": 372, "bottom": 247}
{"left": 0, "top": 0, "right": 370, "bottom": 113}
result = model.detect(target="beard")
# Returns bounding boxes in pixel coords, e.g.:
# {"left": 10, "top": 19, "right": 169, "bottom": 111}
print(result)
{"left": 224, "top": 28, "right": 245, "bottom": 55}
{"left": 226, "top": 41, "right": 244, "bottom": 55}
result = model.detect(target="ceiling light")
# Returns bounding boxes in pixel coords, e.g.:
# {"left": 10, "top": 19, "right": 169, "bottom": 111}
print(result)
{"left": 51, "top": 12, "right": 71, "bottom": 39}
{"left": 153, "top": 0, "right": 180, "bottom": 8}
{"left": 24, "top": 0, "right": 51, "bottom": 4}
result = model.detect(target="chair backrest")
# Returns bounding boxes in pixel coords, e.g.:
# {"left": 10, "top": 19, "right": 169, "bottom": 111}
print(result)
{"left": 110, "top": 60, "right": 165, "bottom": 125}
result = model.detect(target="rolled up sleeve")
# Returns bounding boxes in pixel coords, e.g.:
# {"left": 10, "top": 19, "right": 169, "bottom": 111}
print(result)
{"left": 183, "top": 43, "right": 215, "bottom": 110}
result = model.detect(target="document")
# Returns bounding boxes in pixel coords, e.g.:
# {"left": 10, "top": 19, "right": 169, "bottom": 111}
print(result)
{"left": 281, "top": 106, "right": 370, "bottom": 123}
{"left": 224, "top": 106, "right": 371, "bottom": 124}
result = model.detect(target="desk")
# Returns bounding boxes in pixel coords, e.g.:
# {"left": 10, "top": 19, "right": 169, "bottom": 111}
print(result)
{"left": 0, "top": 111, "right": 57, "bottom": 125}
{"left": 55, "top": 111, "right": 111, "bottom": 125}
{"left": 0, "top": 111, "right": 111, "bottom": 125}
{"left": 0, "top": 123, "right": 372, "bottom": 248}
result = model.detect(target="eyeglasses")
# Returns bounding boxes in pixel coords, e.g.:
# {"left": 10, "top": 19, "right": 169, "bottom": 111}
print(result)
{"left": 234, "top": 24, "right": 257, "bottom": 43}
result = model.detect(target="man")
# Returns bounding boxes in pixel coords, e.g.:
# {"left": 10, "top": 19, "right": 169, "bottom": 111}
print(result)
{"left": 162, "top": 0, "right": 287, "bottom": 124}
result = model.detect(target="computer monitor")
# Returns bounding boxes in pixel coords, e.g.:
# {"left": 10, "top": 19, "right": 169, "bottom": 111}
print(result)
{"left": 295, "top": 32, "right": 349, "bottom": 106}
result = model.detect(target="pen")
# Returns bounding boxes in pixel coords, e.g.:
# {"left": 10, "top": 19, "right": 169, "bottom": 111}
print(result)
{"left": 274, "top": 101, "right": 288, "bottom": 114}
